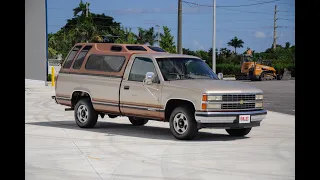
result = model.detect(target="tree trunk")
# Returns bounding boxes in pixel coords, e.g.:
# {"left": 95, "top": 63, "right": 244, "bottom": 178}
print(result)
{"left": 235, "top": 47, "right": 237, "bottom": 54}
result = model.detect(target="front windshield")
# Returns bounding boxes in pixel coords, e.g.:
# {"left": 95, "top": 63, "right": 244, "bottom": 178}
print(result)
{"left": 156, "top": 57, "right": 219, "bottom": 81}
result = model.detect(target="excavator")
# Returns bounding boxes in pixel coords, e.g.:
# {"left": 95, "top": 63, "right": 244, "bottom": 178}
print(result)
{"left": 235, "top": 51, "right": 291, "bottom": 81}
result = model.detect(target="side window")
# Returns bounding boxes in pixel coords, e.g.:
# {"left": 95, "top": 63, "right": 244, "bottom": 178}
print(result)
{"left": 72, "top": 45, "right": 92, "bottom": 69}
{"left": 63, "top": 46, "right": 82, "bottom": 69}
{"left": 85, "top": 54, "right": 125, "bottom": 72}
{"left": 128, "top": 57, "right": 158, "bottom": 82}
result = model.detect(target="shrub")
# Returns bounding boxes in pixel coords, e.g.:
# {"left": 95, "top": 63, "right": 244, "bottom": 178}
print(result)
{"left": 216, "top": 64, "right": 241, "bottom": 75}
{"left": 216, "top": 63, "right": 295, "bottom": 77}
{"left": 47, "top": 74, "right": 57, "bottom": 81}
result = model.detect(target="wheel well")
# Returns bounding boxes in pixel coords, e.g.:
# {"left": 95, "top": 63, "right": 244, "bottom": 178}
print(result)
{"left": 164, "top": 99, "right": 195, "bottom": 121}
{"left": 71, "top": 91, "right": 91, "bottom": 107}
{"left": 261, "top": 70, "right": 275, "bottom": 75}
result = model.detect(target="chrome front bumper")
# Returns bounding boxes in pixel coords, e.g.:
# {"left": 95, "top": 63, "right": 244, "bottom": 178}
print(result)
{"left": 195, "top": 109, "right": 267, "bottom": 124}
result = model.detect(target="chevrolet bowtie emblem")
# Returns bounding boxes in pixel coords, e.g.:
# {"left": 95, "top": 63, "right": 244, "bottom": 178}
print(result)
{"left": 239, "top": 100, "right": 244, "bottom": 104}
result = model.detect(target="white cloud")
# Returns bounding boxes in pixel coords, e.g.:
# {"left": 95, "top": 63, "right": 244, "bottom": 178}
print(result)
{"left": 193, "top": 40, "right": 205, "bottom": 50}
{"left": 254, "top": 31, "right": 266, "bottom": 38}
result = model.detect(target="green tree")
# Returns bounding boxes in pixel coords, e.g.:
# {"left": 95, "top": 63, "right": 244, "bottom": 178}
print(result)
{"left": 48, "top": 1, "right": 121, "bottom": 58}
{"left": 48, "top": 47, "right": 58, "bottom": 59}
{"left": 114, "top": 27, "right": 138, "bottom": 44}
{"left": 227, "top": 36, "right": 244, "bottom": 54}
{"left": 136, "top": 27, "right": 157, "bottom": 45}
{"left": 183, "top": 48, "right": 196, "bottom": 56}
{"left": 159, "top": 26, "right": 176, "bottom": 53}
{"left": 73, "top": 0, "right": 88, "bottom": 17}
{"left": 285, "top": 42, "right": 291, "bottom": 49}
{"left": 219, "top": 48, "right": 231, "bottom": 58}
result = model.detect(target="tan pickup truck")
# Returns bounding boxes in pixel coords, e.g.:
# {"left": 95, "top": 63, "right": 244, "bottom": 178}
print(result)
{"left": 52, "top": 43, "right": 267, "bottom": 140}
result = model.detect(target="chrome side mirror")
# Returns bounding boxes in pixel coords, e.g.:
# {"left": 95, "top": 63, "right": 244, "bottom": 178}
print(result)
{"left": 144, "top": 72, "right": 155, "bottom": 85}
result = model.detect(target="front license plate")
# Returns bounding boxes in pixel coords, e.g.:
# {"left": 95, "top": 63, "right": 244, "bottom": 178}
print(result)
{"left": 239, "top": 115, "right": 250, "bottom": 123}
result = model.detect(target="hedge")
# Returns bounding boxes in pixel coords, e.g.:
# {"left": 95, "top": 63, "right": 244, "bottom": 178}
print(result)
{"left": 216, "top": 63, "right": 295, "bottom": 77}
{"left": 47, "top": 74, "right": 57, "bottom": 81}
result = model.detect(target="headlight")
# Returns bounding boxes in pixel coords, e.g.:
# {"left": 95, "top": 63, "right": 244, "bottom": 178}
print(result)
{"left": 207, "top": 103, "right": 221, "bottom": 109}
{"left": 256, "top": 94, "right": 263, "bottom": 100}
{"left": 208, "top": 96, "right": 222, "bottom": 101}
{"left": 201, "top": 103, "right": 221, "bottom": 109}
{"left": 202, "top": 94, "right": 222, "bottom": 101}
{"left": 255, "top": 102, "right": 263, "bottom": 108}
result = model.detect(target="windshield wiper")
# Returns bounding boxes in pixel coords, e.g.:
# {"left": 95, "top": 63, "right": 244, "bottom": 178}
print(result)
{"left": 168, "top": 73, "right": 193, "bottom": 79}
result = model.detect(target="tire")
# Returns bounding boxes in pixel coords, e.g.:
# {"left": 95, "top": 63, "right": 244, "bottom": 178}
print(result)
{"left": 276, "top": 73, "right": 283, "bottom": 80}
{"left": 226, "top": 128, "right": 252, "bottom": 137}
{"left": 169, "top": 106, "right": 198, "bottom": 140}
{"left": 129, "top": 117, "right": 148, "bottom": 126}
{"left": 259, "top": 72, "right": 266, "bottom": 81}
{"left": 74, "top": 98, "right": 98, "bottom": 128}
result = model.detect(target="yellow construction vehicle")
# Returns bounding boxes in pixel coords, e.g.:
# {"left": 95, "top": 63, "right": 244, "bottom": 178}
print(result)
{"left": 235, "top": 54, "right": 286, "bottom": 81}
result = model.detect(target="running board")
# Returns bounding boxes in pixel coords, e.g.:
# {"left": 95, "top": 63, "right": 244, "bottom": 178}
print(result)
{"left": 65, "top": 108, "right": 74, "bottom": 111}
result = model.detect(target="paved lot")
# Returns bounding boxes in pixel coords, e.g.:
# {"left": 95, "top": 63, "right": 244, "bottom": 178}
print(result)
{"left": 26, "top": 79, "right": 295, "bottom": 180}
{"left": 226, "top": 79, "right": 295, "bottom": 115}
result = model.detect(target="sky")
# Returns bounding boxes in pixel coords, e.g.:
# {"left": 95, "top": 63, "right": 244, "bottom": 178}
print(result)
{"left": 47, "top": 0, "right": 295, "bottom": 53}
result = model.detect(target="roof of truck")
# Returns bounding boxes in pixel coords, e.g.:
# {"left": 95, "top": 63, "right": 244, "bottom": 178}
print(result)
{"left": 74, "top": 43, "right": 168, "bottom": 53}
{"left": 140, "top": 53, "right": 201, "bottom": 59}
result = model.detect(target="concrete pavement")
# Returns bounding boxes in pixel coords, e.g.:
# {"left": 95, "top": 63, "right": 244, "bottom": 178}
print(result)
{"left": 25, "top": 79, "right": 295, "bottom": 180}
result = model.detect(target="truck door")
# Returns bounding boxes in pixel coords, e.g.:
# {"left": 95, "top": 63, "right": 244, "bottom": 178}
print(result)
{"left": 120, "top": 56, "right": 162, "bottom": 120}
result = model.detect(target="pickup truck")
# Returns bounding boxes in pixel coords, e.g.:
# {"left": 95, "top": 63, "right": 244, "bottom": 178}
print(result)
{"left": 53, "top": 43, "right": 267, "bottom": 140}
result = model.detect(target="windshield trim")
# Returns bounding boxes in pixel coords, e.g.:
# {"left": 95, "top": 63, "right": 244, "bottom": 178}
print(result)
{"left": 155, "top": 57, "right": 219, "bottom": 81}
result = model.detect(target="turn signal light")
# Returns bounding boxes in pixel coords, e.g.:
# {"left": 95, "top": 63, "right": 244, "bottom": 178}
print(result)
{"left": 202, "top": 103, "right": 207, "bottom": 109}
{"left": 202, "top": 95, "right": 208, "bottom": 101}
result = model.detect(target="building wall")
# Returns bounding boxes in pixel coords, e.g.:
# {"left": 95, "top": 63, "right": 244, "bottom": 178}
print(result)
{"left": 25, "top": 0, "right": 47, "bottom": 81}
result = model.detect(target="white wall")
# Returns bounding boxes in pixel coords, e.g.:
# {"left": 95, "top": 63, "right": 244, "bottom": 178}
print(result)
{"left": 25, "top": 0, "right": 47, "bottom": 81}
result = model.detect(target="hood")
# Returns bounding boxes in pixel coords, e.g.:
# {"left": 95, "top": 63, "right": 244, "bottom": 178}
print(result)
{"left": 164, "top": 79, "right": 263, "bottom": 94}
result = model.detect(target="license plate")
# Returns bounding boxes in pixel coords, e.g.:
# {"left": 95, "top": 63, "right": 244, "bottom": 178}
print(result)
{"left": 239, "top": 115, "right": 250, "bottom": 123}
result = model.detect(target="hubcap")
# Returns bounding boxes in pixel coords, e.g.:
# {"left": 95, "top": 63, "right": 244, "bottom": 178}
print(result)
{"left": 77, "top": 105, "right": 89, "bottom": 123}
{"left": 173, "top": 113, "right": 188, "bottom": 134}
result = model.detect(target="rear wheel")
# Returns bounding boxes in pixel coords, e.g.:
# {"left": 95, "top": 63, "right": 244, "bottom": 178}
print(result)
{"left": 259, "top": 72, "right": 266, "bottom": 81}
{"left": 74, "top": 98, "right": 98, "bottom": 128}
{"left": 169, "top": 106, "right": 198, "bottom": 140}
{"left": 129, "top": 117, "right": 148, "bottom": 126}
{"left": 226, "top": 128, "right": 252, "bottom": 136}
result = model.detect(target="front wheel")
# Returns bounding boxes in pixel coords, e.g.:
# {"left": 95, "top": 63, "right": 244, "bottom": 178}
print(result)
{"left": 169, "top": 106, "right": 198, "bottom": 140}
{"left": 226, "top": 128, "right": 252, "bottom": 136}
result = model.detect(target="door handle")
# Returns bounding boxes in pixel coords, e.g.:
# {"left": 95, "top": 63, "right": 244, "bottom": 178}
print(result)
{"left": 124, "top": 85, "right": 130, "bottom": 90}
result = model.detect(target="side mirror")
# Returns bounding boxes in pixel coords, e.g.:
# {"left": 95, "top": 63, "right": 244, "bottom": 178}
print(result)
{"left": 218, "top": 73, "right": 223, "bottom": 80}
{"left": 144, "top": 72, "right": 155, "bottom": 85}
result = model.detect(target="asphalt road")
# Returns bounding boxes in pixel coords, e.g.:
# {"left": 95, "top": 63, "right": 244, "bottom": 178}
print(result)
{"left": 236, "top": 80, "right": 295, "bottom": 115}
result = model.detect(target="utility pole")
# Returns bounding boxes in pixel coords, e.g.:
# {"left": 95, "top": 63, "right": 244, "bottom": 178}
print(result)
{"left": 177, "top": 0, "right": 182, "bottom": 54}
{"left": 86, "top": 2, "right": 88, "bottom": 17}
{"left": 212, "top": 0, "right": 216, "bottom": 72}
{"left": 156, "top": 25, "right": 160, "bottom": 47}
{"left": 86, "top": 2, "right": 89, "bottom": 43}
{"left": 272, "top": 5, "right": 277, "bottom": 50}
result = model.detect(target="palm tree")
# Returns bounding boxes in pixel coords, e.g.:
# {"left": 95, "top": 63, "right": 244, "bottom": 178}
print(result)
{"left": 73, "top": 0, "right": 89, "bottom": 17}
{"left": 227, "top": 36, "right": 244, "bottom": 54}
{"left": 71, "top": 1, "right": 96, "bottom": 43}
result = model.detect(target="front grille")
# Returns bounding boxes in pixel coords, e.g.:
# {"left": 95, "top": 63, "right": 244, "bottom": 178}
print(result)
{"left": 222, "top": 94, "right": 255, "bottom": 101}
{"left": 222, "top": 103, "right": 255, "bottom": 110}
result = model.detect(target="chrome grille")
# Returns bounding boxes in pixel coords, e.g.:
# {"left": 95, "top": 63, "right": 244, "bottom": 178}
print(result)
{"left": 222, "top": 94, "right": 255, "bottom": 101}
{"left": 222, "top": 103, "right": 255, "bottom": 110}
